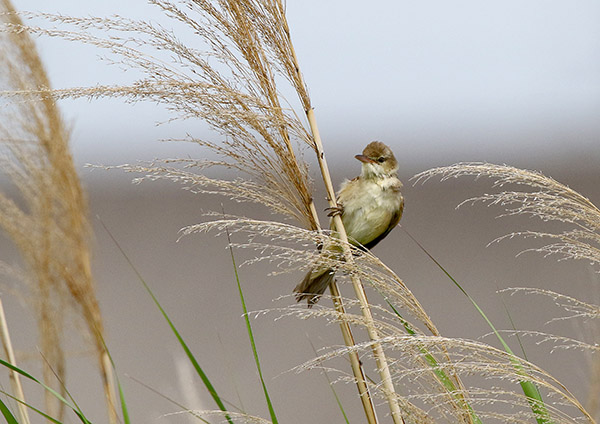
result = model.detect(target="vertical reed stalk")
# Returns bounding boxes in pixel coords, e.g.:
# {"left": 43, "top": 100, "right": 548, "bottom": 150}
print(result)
{"left": 305, "top": 165, "right": 378, "bottom": 422}
{"left": 327, "top": 279, "right": 380, "bottom": 424}
{"left": 306, "top": 108, "right": 404, "bottom": 424}
{"left": 277, "top": 2, "right": 404, "bottom": 419}
{"left": 272, "top": 11, "right": 382, "bottom": 424}
{"left": 0, "top": 297, "right": 31, "bottom": 424}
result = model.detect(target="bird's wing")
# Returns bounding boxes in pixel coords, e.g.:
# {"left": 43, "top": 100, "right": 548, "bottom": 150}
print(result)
{"left": 362, "top": 198, "right": 404, "bottom": 251}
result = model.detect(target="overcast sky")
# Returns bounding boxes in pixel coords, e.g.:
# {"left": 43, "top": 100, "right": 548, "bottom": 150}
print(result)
{"left": 11, "top": 0, "right": 600, "bottom": 173}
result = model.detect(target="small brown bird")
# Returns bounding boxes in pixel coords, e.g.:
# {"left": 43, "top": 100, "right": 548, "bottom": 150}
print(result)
{"left": 294, "top": 141, "right": 404, "bottom": 306}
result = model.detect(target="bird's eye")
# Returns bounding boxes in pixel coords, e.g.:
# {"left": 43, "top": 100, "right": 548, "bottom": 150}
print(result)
{"left": 376, "top": 157, "right": 386, "bottom": 163}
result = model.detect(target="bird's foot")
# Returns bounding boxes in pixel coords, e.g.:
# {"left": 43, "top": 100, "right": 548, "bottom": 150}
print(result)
{"left": 325, "top": 205, "right": 344, "bottom": 217}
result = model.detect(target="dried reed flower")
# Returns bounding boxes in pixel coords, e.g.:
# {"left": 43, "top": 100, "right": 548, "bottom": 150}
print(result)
{"left": 297, "top": 320, "right": 595, "bottom": 424}
{"left": 413, "top": 162, "right": 600, "bottom": 269}
{"left": 500, "top": 287, "right": 600, "bottom": 421}
{"left": 414, "top": 162, "right": 600, "bottom": 422}
{"left": 0, "top": 1, "right": 116, "bottom": 421}
{"left": 11, "top": 0, "right": 317, "bottom": 230}
{"left": 183, "top": 216, "right": 485, "bottom": 422}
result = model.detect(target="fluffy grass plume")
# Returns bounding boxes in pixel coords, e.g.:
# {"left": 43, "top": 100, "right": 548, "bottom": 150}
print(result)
{"left": 0, "top": 1, "right": 117, "bottom": 421}
{"left": 413, "top": 162, "right": 600, "bottom": 268}
{"left": 414, "top": 162, "right": 600, "bottom": 422}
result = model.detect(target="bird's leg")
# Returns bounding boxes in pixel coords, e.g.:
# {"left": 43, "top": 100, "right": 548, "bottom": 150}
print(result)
{"left": 325, "top": 204, "right": 344, "bottom": 217}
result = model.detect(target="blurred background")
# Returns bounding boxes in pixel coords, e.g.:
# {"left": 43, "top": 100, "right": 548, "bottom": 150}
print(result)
{"left": 2, "top": 1, "right": 600, "bottom": 423}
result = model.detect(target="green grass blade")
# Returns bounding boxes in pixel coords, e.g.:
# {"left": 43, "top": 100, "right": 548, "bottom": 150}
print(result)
{"left": 0, "top": 358, "right": 37, "bottom": 382}
{"left": 0, "top": 396, "right": 18, "bottom": 424}
{"left": 99, "top": 219, "right": 234, "bottom": 424}
{"left": 499, "top": 292, "right": 530, "bottom": 362}
{"left": 140, "top": 270, "right": 233, "bottom": 423}
{"left": 381, "top": 295, "right": 483, "bottom": 424}
{"left": 0, "top": 390, "right": 63, "bottom": 424}
{"left": 217, "top": 333, "right": 246, "bottom": 413}
{"left": 0, "top": 358, "right": 91, "bottom": 423}
{"left": 80, "top": 312, "right": 128, "bottom": 424}
{"left": 117, "top": 379, "right": 130, "bottom": 424}
{"left": 403, "top": 227, "right": 554, "bottom": 424}
{"left": 224, "top": 224, "right": 279, "bottom": 424}
{"left": 128, "top": 376, "right": 211, "bottom": 424}
{"left": 38, "top": 351, "right": 92, "bottom": 424}
{"left": 306, "top": 336, "right": 350, "bottom": 424}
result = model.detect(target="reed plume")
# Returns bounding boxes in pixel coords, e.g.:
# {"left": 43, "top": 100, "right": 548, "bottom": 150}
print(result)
{"left": 414, "top": 162, "right": 600, "bottom": 421}
{"left": 413, "top": 162, "right": 600, "bottom": 268}
{"left": 0, "top": 1, "right": 117, "bottom": 421}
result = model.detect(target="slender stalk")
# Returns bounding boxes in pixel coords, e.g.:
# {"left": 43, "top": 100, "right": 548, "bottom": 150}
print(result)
{"left": 277, "top": 3, "right": 403, "bottom": 419}
{"left": 0, "top": 297, "right": 31, "bottom": 424}
{"left": 101, "top": 352, "right": 118, "bottom": 424}
{"left": 327, "top": 280, "right": 379, "bottom": 424}
{"left": 306, "top": 200, "right": 379, "bottom": 423}
{"left": 307, "top": 110, "right": 404, "bottom": 424}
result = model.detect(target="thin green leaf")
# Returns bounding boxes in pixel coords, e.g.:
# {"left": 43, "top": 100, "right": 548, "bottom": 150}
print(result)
{"left": 39, "top": 351, "right": 91, "bottom": 423}
{"left": 306, "top": 336, "right": 350, "bottom": 424}
{"left": 99, "top": 218, "right": 234, "bottom": 424}
{"left": 217, "top": 333, "right": 246, "bottom": 413}
{"left": 499, "top": 291, "right": 530, "bottom": 362}
{"left": 81, "top": 313, "right": 128, "bottom": 424}
{"left": 100, "top": 349, "right": 130, "bottom": 424}
{"left": 128, "top": 376, "right": 211, "bottom": 424}
{"left": 380, "top": 295, "right": 482, "bottom": 424}
{"left": 224, "top": 222, "right": 279, "bottom": 424}
{"left": 0, "top": 390, "right": 63, "bottom": 424}
{"left": 0, "top": 358, "right": 92, "bottom": 423}
{"left": 403, "top": 227, "right": 554, "bottom": 424}
{"left": 0, "top": 359, "right": 37, "bottom": 382}
{"left": 0, "top": 396, "right": 18, "bottom": 424}
{"left": 117, "top": 380, "right": 130, "bottom": 424}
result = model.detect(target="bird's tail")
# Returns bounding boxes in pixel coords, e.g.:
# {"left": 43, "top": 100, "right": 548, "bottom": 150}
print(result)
{"left": 294, "top": 267, "right": 335, "bottom": 307}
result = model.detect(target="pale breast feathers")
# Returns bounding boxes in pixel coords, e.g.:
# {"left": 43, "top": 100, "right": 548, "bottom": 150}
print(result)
{"left": 334, "top": 176, "right": 403, "bottom": 248}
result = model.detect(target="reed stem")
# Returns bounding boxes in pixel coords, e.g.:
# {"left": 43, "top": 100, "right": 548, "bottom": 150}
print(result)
{"left": 306, "top": 108, "right": 404, "bottom": 424}
{"left": 0, "top": 297, "right": 31, "bottom": 424}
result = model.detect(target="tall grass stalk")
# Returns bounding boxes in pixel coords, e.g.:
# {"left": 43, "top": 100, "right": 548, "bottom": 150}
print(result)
{"left": 281, "top": 16, "right": 403, "bottom": 421}
{"left": 0, "top": 298, "right": 30, "bottom": 424}
{"left": 306, "top": 110, "right": 404, "bottom": 423}
{"left": 0, "top": 357, "right": 93, "bottom": 424}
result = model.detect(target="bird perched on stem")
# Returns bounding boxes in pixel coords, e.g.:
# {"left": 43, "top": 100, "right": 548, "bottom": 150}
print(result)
{"left": 295, "top": 141, "right": 404, "bottom": 306}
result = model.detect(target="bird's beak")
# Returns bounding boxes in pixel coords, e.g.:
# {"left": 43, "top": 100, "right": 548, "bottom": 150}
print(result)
{"left": 355, "top": 154, "right": 375, "bottom": 164}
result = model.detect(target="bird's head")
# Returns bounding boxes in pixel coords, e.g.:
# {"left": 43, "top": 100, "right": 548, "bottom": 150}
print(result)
{"left": 355, "top": 141, "right": 398, "bottom": 179}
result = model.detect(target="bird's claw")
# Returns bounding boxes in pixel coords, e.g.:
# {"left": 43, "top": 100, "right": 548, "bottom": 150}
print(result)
{"left": 325, "top": 205, "right": 344, "bottom": 217}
